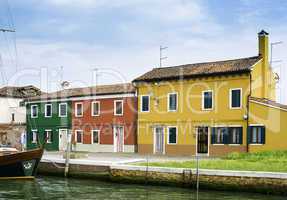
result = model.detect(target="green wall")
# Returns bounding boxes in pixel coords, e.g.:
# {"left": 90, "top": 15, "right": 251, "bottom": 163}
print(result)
{"left": 26, "top": 101, "right": 72, "bottom": 151}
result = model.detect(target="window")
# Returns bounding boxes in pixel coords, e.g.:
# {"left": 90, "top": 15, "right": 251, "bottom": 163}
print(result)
{"left": 31, "top": 130, "right": 37, "bottom": 143}
{"left": 45, "top": 130, "right": 53, "bottom": 143}
{"left": 11, "top": 113, "right": 15, "bottom": 122}
{"left": 230, "top": 89, "right": 242, "bottom": 109}
{"left": 168, "top": 93, "right": 177, "bottom": 111}
{"left": 212, "top": 127, "right": 228, "bottom": 144}
{"left": 202, "top": 91, "right": 213, "bottom": 110}
{"left": 228, "top": 127, "right": 243, "bottom": 144}
{"left": 75, "top": 103, "right": 83, "bottom": 117}
{"left": 91, "top": 101, "right": 100, "bottom": 116}
{"left": 249, "top": 126, "right": 265, "bottom": 144}
{"left": 92, "top": 130, "right": 100, "bottom": 144}
{"left": 31, "top": 105, "right": 38, "bottom": 118}
{"left": 141, "top": 95, "right": 150, "bottom": 112}
{"left": 167, "top": 127, "right": 177, "bottom": 144}
{"left": 45, "top": 104, "right": 52, "bottom": 117}
{"left": 59, "top": 103, "right": 67, "bottom": 117}
{"left": 114, "top": 100, "right": 123, "bottom": 116}
{"left": 75, "top": 130, "right": 83, "bottom": 143}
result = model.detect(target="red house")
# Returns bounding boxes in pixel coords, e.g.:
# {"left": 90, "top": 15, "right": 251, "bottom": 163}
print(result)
{"left": 71, "top": 83, "right": 137, "bottom": 152}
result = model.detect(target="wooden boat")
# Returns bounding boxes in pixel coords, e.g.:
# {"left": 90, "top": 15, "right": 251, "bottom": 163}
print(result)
{"left": 0, "top": 148, "right": 44, "bottom": 179}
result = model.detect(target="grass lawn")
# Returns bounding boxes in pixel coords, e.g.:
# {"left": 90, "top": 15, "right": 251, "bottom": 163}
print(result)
{"left": 137, "top": 151, "right": 287, "bottom": 173}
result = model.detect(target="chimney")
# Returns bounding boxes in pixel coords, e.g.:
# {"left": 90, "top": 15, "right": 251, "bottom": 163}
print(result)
{"left": 258, "top": 30, "right": 270, "bottom": 98}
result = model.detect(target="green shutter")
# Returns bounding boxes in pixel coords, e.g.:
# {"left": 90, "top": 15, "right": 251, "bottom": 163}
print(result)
{"left": 261, "top": 126, "right": 266, "bottom": 144}
{"left": 211, "top": 127, "right": 215, "bottom": 144}
{"left": 247, "top": 126, "right": 252, "bottom": 144}
{"left": 239, "top": 127, "right": 243, "bottom": 144}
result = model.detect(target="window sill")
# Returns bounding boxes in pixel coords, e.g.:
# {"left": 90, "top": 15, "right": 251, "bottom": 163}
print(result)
{"left": 212, "top": 144, "right": 224, "bottom": 146}
{"left": 249, "top": 144, "right": 264, "bottom": 146}
{"left": 167, "top": 143, "right": 177, "bottom": 145}
{"left": 228, "top": 144, "right": 241, "bottom": 146}
{"left": 229, "top": 107, "right": 242, "bottom": 110}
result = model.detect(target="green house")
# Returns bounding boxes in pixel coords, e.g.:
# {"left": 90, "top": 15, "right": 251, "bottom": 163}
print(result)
{"left": 26, "top": 99, "right": 72, "bottom": 151}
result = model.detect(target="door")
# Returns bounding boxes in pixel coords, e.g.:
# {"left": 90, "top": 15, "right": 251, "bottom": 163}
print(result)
{"left": 114, "top": 126, "right": 124, "bottom": 152}
{"left": 197, "top": 127, "right": 209, "bottom": 155}
{"left": 154, "top": 127, "right": 164, "bottom": 154}
{"left": 59, "top": 129, "right": 68, "bottom": 151}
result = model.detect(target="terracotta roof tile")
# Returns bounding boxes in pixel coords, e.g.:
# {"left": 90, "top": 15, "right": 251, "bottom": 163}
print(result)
{"left": 133, "top": 56, "right": 261, "bottom": 82}
{"left": 27, "top": 83, "right": 135, "bottom": 101}
{"left": 0, "top": 85, "right": 42, "bottom": 98}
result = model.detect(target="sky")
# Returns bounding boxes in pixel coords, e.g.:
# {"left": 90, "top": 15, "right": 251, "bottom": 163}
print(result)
{"left": 0, "top": 0, "right": 286, "bottom": 103}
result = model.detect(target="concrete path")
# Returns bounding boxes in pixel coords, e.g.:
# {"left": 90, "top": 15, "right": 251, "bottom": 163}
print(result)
{"left": 42, "top": 151, "right": 212, "bottom": 166}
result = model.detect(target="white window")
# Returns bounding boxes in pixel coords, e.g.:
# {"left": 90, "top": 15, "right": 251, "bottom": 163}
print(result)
{"left": 141, "top": 95, "right": 150, "bottom": 112}
{"left": 75, "top": 130, "right": 83, "bottom": 143}
{"left": 31, "top": 105, "right": 38, "bottom": 118}
{"left": 59, "top": 103, "right": 67, "bottom": 117}
{"left": 91, "top": 130, "right": 100, "bottom": 144}
{"left": 45, "top": 130, "right": 53, "bottom": 143}
{"left": 32, "top": 130, "right": 37, "bottom": 143}
{"left": 114, "top": 100, "right": 123, "bottom": 116}
{"left": 202, "top": 90, "right": 213, "bottom": 110}
{"left": 45, "top": 104, "right": 52, "bottom": 117}
{"left": 75, "top": 102, "right": 83, "bottom": 117}
{"left": 230, "top": 88, "right": 242, "bottom": 109}
{"left": 91, "top": 101, "right": 100, "bottom": 116}
{"left": 168, "top": 93, "right": 178, "bottom": 112}
{"left": 167, "top": 126, "right": 177, "bottom": 144}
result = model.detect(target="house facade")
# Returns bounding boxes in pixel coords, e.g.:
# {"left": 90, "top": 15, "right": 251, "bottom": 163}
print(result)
{"left": 0, "top": 85, "right": 41, "bottom": 150}
{"left": 133, "top": 30, "right": 285, "bottom": 156}
{"left": 26, "top": 83, "right": 137, "bottom": 152}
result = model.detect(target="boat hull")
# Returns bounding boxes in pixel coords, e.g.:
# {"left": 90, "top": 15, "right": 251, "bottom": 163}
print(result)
{"left": 0, "top": 148, "right": 43, "bottom": 178}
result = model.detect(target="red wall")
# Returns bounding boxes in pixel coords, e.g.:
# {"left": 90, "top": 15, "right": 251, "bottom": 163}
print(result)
{"left": 72, "top": 97, "right": 137, "bottom": 145}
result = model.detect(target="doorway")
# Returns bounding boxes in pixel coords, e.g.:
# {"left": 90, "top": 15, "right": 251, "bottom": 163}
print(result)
{"left": 114, "top": 126, "right": 124, "bottom": 152}
{"left": 197, "top": 127, "right": 209, "bottom": 155}
{"left": 154, "top": 127, "right": 165, "bottom": 154}
{"left": 59, "top": 129, "right": 68, "bottom": 151}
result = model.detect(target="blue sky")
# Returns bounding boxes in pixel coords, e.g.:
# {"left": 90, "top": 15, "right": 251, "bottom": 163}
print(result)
{"left": 0, "top": 0, "right": 286, "bottom": 103}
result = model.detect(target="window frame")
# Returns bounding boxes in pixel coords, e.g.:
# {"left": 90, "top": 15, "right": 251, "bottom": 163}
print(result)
{"left": 140, "top": 95, "right": 150, "bottom": 112}
{"left": 91, "top": 129, "right": 100, "bottom": 144}
{"left": 229, "top": 88, "right": 242, "bottom": 109}
{"left": 114, "top": 100, "right": 124, "bottom": 116}
{"left": 31, "top": 105, "right": 38, "bottom": 118}
{"left": 58, "top": 103, "right": 68, "bottom": 117}
{"left": 75, "top": 102, "right": 83, "bottom": 117}
{"left": 202, "top": 90, "right": 214, "bottom": 111}
{"left": 75, "top": 130, "right": 83, "bottom": 144}
{"left": 31, "top": 129, "right": 37, "bottom": 143}
{"left": 167, "top": 126, "right": 178, "bottom": 145}
{"left": 45, "top": 129, "right": 53, "bottom": 143}
{"left": 91, "top": 101, "right": 100, "bottom": 116}
{"left": 249, "top": 125, "right": 265, "bottom": 145}
{"left": 167, "top": 92, "right": 178, "bottom": 112}
{"left": 45, "top": 104, "right": 53, "bottom": 118}
{"left": 228, "top": 126, "right": 243, "bottom": 145}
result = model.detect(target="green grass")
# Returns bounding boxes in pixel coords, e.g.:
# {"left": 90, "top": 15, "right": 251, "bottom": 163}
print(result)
{"left": 137, "top": 151, "right": 287, "bottom": 173}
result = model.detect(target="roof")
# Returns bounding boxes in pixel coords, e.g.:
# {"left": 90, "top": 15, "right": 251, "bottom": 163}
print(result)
{"left": 133, "top": 56, "right": 261, "bottom": 82}
{"left": 250, "top": 97, "right": 287, "bottom": 111}
{"left": 0, "top": 85, "right": 42, "bottom": 98}
{"left": 27, "top": 83, "right": 135, "bottom": 101}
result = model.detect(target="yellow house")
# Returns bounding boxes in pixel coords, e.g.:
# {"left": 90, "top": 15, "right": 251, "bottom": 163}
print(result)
{"left": 133, "top": 30, "right": 286, "bottom": 156}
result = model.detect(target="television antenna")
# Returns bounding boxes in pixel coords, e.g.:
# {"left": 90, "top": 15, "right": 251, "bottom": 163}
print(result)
{"left": 159, "top": 46, "right": 168, "bottom": 68}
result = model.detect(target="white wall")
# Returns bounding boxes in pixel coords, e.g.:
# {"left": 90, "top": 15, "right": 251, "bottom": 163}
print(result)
{"left": 0, "top": 97, "right": 26, "bottom": 124}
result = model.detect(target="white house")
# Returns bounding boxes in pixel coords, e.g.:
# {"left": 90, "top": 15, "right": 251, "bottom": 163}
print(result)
{"left": 0, "top": 85, "right": 41, "bottom": 149}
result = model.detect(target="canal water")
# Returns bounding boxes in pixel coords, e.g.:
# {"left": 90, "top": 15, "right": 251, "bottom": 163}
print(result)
{"left": 0, "top": 176, "right": 284, "bottom": 200}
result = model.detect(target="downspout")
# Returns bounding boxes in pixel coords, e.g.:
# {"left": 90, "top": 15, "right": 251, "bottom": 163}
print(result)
{"left": 246, "top": 72, "right": 252, "bottom": 153}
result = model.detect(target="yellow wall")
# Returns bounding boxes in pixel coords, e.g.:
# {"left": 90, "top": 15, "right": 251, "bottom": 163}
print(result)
{"left": 137, "top": 74, "right": 250, "bottom": 150}
{"left": 249, "top": 101, "right": 287, "bottom": 152}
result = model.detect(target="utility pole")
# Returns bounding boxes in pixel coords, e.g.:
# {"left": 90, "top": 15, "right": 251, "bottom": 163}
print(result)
{"left": 159, "top": 46, "right": 168, "bottom": 68}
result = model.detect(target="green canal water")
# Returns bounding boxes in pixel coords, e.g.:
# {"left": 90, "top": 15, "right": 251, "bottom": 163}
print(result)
{"left": 0, "top": 177, "right": 285, "bottom": 200}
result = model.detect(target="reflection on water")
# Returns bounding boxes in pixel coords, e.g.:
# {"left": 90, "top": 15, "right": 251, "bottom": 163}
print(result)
{"left": 0, "top": 176, "right": 285, "bottom": 200}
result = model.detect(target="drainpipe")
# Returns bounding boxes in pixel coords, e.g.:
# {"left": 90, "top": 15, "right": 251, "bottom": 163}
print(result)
{"left": 246, "top": 73, "right": 252, "bottom": 153}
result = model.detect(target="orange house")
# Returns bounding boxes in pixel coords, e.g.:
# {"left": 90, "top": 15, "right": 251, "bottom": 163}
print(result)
{"left": 71, "top": 83, "right": 137, "bottom": 152}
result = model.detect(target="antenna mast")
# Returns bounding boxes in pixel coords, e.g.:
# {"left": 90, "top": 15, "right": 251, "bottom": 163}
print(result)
{"left": 159, "top": 46, "right": 168, "bottom": 68}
